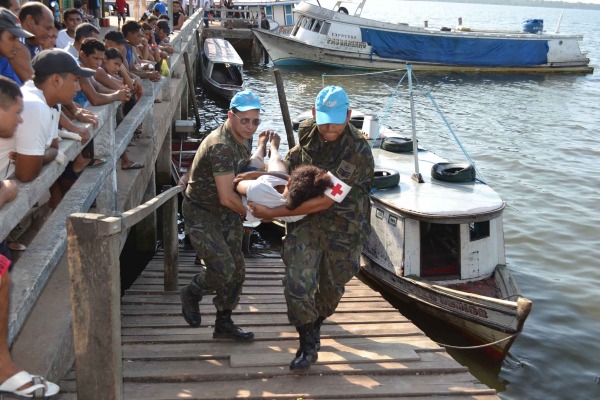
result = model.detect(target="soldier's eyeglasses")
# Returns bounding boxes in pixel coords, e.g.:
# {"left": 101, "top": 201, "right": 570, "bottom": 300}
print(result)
{"left": 232, "top": 112, "right": 260, "bottom": 127}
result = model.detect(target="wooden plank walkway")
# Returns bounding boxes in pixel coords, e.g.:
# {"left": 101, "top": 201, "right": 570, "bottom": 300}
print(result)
{"left": 57, "top": 250, "right": 498, "bottom": 399}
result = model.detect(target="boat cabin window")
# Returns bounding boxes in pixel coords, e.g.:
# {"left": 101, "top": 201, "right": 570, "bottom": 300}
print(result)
{"left": 321, "top": 22, "right": 331, "bottom": 35}
{"left": 291, "top": 17, "right": 303, "bottom": 36}
{"left": 420, "top": 222, "right": 460, "bottom": 278}
{"left": 302, "top": 17, "right": 314, "bottom": 29}
{"left": 469, "top": 221, "right": 490, "bottom": 241}
{"left": 312, "top": 20, "right": 322, "bottom": 32}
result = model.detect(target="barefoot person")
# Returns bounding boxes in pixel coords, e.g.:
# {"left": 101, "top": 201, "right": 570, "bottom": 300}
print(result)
{"left": 233, "top": 133, "right": 333, "bottom": 223}
{"left": 178, "top": 90, "right": 271, "bottom": 341}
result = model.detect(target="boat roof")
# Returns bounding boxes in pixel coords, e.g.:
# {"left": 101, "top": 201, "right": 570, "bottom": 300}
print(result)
{"left": 203, "top": 38, "right": 243, "bottom": 65}
{"left": 232, "top": 0, "right": 299, "bottom": 5}
{"left": 371, "top": 141, "right": 504, "bottom": 220}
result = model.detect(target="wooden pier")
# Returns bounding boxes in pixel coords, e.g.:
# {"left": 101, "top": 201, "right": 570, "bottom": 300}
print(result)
{"left": 57, "top": 249, "right": 498, "bottom": 399}
{"left": 0, "top": 9, "right": 497, "bottom": 399}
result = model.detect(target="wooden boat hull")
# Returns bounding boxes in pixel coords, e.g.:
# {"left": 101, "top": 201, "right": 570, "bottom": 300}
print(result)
{"left": 200, "top": 75, "right": 243, "bottom": 101}
{"left": 355, "top": 126, "right": 531, "bottom": 361}
{"left": 360, "top": 255, "right": 532, "bottom": 361}
{"left": 253, "top": 1, "right": 592, "bottom": 73}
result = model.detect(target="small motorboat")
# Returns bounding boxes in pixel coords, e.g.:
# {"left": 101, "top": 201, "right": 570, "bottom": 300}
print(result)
{"left": 351, "top": 67, "right": 532, "bottom": 361}
{"left": 200, "top": 38, "right": 244, "bottom": 101}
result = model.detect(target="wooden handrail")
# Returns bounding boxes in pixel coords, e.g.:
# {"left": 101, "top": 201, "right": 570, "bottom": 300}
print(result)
{"left": 67, "top": 183, "right": 182, "bottom": 399}
{"left": 121, "top": 185, "right": 183, "bottom": 230}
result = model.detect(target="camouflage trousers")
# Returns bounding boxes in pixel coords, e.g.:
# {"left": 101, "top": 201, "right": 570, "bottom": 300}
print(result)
{"left": 182, "top": 199, "right": 245, "bottom": 311}
{"left": 282, "top": 222, "right": 361, "bottom": 326}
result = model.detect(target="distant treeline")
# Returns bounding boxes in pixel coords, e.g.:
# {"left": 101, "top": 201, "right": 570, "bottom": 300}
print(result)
{"left": 414, "top": 0, "right": 600, "bottom": 10}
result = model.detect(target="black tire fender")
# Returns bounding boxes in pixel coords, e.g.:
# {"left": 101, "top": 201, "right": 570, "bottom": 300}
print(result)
{"left": 338, "top": 6, "right": 349, "bottom": 14}
{"left": 431, "top": 162, "right": 476, "bottom": 182}
{"left": 373, "top": 168, "right": 400, "bottom": 189}
{"left": 381, "top": 137, "right": 413, "bottom": 153}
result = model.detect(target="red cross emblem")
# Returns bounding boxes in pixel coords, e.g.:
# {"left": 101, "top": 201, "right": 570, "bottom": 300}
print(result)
{"left": 330, "top": 183, "right": 344, "bottom": 197}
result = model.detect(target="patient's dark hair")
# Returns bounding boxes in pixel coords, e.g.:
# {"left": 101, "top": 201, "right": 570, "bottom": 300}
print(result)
{"left": 286, "top": 165, "right": 332, "bottom": 210}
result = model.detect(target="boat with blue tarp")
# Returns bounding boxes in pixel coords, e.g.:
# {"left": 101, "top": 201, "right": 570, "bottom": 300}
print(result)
{"left": 253, "top": 0, "right": 592, "bottom": 73}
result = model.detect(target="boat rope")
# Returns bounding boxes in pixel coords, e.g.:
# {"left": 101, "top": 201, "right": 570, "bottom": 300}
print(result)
{"left": 369, "top": 71, "right": 408, "bottom": 150}
{"left": 433, "top": 331, "right": 520, "bottom": 350}
{"left": 422, "top": 90, "right": 486, "bottom": 183}
{"left": 321, "top": 68, "right": 407, "bottom": 87}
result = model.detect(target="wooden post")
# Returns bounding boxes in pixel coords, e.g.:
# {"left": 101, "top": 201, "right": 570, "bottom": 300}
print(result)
{"left": 135, "top": 171, "right": 157, "bottom": 253}
{"left": 67, "top": 213, "right": 123, "bottom": 400}
{"left": 273, "top": 68, "right": 295, "bottom": 148}
{"left": 181, "top": 82, "right": 189, "bottom": 120}
{"left": 184, "top": 52, "right": 201, "bottom": 130}
{"left": 95, "top": 103, "right": 118, "bottom": 214}
{"left": 195, "top": 30, "right": 201, "bottom": 76}
{"left": 156, "top": 123, "right": 172, "bottom": 187}
{"left": 162, "top": 185, "right": 179, "bottom": 291}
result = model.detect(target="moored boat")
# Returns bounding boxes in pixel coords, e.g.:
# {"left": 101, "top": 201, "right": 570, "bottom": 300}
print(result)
{"left": 200, "top": 38, "right": 244, "bottom": 101}
{"left": 253, "top": 0, "right": 593, "bottom": 73}
{"left": 352, "top": 68, "right": 532, "bottom": 361}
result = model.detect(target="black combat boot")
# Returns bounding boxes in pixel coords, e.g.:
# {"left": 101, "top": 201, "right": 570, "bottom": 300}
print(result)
{"left": 289, "top": 323, "right": 317, "bottom": 371}
{"left": 213, "top": 310, "right": 255, "bottom": 341}
{"left": 180, "top": 285, "right": 202, "bottom": 327}
{"left": 314, "top": 316, "right": 326, "bottom": 351}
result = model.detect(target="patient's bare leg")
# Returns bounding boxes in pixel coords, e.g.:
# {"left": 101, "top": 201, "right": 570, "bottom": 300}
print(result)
{"left": 246, "top": 131, "right": 269, "bottom": 170}
{"left": 267, "top": 133, "right": 287, "bottom": 173}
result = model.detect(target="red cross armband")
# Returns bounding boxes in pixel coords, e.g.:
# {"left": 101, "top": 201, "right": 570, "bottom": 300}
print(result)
{"left": 0, "top": 254, "right": 10, "bottom": 277}
{"left": 324, "top": 172, "right": 351, "bottom": 203}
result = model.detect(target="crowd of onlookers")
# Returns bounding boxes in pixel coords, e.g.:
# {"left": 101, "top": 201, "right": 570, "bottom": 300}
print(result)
{"left": 0, "top": 0, "right": 189, "bottom": 396}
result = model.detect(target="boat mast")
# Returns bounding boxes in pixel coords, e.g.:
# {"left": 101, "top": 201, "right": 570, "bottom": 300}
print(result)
{"left": 408, "top": 65, "right": 424, "bottom": 183}
{"left": 354, "top": 0, "right": 366, "bottom": 16}
{"left": 555, "top": 10, "right": 564, "bottom": 33}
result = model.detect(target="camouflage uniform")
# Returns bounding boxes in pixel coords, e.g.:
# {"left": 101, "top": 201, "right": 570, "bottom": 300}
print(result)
{"left": 283, "top": 119, "right": 374, "bottom": 326}
{"left": 182, "top": 122, "right": 250, "bottom": 311}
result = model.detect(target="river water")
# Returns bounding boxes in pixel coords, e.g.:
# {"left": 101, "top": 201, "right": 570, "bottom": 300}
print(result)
{"left": 194, "top": 2, "right": 600, "bottom": 398}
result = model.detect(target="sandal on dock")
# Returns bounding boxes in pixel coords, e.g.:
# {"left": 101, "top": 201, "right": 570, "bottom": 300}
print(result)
{"left": 122, "top": 162, "right": 145, "bottom": 170}
{"left": 0, "top": 371, "right": 60, "bottom": 399}
{"left": 7, "top": 242, "right": 26, "bottom": 251}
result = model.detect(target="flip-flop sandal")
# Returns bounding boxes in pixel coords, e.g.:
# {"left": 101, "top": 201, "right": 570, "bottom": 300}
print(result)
{"left": 8, "top": 242, "right": 26, "bottom": 251}
{"left": 0, "top": 370, "right": 60, "bottom": 398}
{"left": 122, "top": 162, "right": 145, "bottom": 170}
{"left": 87, "top": 158, "right": 107, "bottom": 168}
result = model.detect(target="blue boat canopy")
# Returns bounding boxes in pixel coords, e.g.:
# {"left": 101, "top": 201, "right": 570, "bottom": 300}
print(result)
{"left": 360, "top": 29, "right": 549, "bottom": 66}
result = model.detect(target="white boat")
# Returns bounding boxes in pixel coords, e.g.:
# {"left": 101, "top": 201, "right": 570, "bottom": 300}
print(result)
{"left": 200, "top": 38, "right": 244, "bottom": 101}
{"left": 253, "top": 0, "right": 593, "bottom": 73}
{"left": 347, "top": 67, "right": 532, "bottom": 361}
